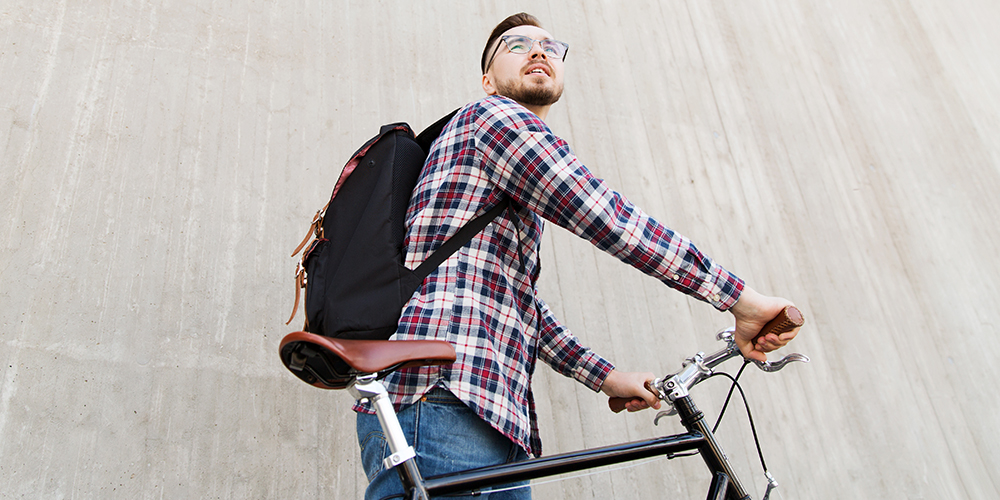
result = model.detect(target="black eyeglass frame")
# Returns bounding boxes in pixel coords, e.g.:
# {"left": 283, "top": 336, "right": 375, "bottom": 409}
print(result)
{"left": 484, "top": 35, "right": 570, "bottom": 73}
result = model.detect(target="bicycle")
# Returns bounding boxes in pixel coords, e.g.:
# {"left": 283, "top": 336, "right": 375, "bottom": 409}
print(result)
{"left": 279, "top": 306, "right": 807, "bottom": 500}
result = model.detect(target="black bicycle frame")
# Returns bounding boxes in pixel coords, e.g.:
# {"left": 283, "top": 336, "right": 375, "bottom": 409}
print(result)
{"left": 396, "top": 394, "right": 750, "bottom": 500}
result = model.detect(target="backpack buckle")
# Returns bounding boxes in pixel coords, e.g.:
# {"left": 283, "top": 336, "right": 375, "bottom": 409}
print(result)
{"left": 311, "top": 208, "right": 325, "bottom": 239}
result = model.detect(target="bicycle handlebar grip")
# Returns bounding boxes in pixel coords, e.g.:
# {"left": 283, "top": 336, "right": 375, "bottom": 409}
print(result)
{"left": 608, "top": 398, "right": 628, "bottom": 414}
{"left": 608, "top": 381, "right": 655, "bottom": 414}
{"left": 753, "top": 305, "right": 805, "bottom": 344}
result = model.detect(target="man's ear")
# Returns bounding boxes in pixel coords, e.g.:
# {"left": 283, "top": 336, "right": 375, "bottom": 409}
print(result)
{"left": 482, "top": 73, "right": 497, "bottom": 96}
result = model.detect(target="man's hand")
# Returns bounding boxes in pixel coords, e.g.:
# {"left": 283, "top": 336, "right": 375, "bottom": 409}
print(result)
{"left": 601, "top": 369, "right": 661, "bottom": 412}
{"left": 729, "top": 286, "right": 801, "bottom": 362}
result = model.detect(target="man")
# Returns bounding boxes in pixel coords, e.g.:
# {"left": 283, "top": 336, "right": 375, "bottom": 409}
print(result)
{"left": 355, "top": 13, "right": 800, "bottom": 499}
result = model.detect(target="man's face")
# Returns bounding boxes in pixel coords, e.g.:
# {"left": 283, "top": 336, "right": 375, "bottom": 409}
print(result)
{"left": 484, "top": 25, "right": 565, "bottom": 108}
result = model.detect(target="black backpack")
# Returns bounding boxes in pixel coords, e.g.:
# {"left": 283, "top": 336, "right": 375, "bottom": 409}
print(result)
{"left": 285, "top": 111, "right": 506, "bottom": 340}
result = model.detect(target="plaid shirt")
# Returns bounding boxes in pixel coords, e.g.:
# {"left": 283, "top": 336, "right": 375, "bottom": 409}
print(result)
{"left": 355, "top": 95, "right": 744, "bottom": 456}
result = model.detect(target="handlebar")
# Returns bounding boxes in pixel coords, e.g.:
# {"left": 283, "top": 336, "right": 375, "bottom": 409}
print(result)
{"left": 608, "top": 306, "right": 806, "bottom": 414}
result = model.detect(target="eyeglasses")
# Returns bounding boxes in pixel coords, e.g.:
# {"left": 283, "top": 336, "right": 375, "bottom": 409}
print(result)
{"left": 485, "top": 35, "right": 570, "bottom": 72}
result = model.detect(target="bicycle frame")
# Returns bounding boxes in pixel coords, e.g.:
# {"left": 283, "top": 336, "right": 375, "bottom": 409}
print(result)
{"left": 351, "top": 367, "right": 751, "bottom": 499}
{"left": 431, "top": 393, "right": 747, "bottom": 499}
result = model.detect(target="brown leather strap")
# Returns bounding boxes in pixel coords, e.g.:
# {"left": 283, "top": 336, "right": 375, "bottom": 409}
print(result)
{"left": 285, "top": 265, "right": 305, "bottom": 325}
{"left": 291, "top": 227, "right": 313, "bottom": 259}
{"left": 291, "top": 207, "right": 328, "bottom": 258}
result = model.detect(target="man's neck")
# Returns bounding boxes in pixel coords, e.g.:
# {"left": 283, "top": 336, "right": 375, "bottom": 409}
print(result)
{"left": 520, "top": 102, "right": 550, "bottom": 121}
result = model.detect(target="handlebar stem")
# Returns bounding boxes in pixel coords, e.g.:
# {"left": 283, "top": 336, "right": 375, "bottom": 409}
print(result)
{"left": 659, "top": 329, "right": 743, "bottom": 402}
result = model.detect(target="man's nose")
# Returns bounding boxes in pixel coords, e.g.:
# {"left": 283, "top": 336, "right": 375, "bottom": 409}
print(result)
{"left": 528, "top": 41, "right": 548, "bottom": 59}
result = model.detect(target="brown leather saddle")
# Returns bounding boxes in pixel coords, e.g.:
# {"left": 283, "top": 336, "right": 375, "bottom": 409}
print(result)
{"left": 278, "top": 331, "right": 457, "bottom": 390}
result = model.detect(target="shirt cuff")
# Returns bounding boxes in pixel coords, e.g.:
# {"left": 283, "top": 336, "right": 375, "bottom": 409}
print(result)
{"left": 573, "top": 353, "right": 615, "bottom": 393}
{"left": 704, "top": 266, "right": 745, "bottom": 311}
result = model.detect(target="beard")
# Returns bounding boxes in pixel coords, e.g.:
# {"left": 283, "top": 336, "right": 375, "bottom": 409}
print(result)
{"left": 494, "top": 75, "right": 564, "bottom": 107}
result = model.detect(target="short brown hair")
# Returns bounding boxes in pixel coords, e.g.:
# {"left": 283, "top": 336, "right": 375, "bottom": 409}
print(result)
{"left": 481, "top": 13, "right": 543, "bottom": 74}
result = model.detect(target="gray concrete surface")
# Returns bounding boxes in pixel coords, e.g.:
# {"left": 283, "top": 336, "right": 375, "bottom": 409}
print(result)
{"left": 3, "top": 0, "right": 1000, "bottom": 498}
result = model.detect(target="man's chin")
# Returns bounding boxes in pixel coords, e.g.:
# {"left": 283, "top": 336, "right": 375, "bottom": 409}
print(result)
{"left": 501, "top": 84, "right": 563, "bottom": 107}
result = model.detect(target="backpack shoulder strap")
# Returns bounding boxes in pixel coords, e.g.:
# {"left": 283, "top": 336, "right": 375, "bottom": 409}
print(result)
{"left": 413, "top": 200, "right": 508, "bottom": 279}
{"left": 415, "top": 109, "right": 460, "bottom": 153}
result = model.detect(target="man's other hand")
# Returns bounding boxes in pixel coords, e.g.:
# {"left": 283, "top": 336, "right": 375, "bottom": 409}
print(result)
{"left": 601, "top": 369, "right": 661, "bottom": 412}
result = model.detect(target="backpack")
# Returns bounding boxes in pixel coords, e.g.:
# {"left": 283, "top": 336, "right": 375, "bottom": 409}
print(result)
{"left": 285, "top": 110, "right": 507, "bottom": 340}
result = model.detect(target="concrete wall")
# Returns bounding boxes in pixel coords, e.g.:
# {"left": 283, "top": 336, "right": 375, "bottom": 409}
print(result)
{"left": 3, "top": 0, "right": 1000, "bottom": 498}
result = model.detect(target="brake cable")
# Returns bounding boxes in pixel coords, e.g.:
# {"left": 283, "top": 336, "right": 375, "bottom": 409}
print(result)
{"left": 706, "top": 361, "right": 772, "bottom": 490}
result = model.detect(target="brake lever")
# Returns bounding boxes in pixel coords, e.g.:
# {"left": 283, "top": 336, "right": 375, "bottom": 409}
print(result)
{"left": 653, "top": 407, "right": 677, "bottom": 425}
{"left": 718, "top": 325, "right": 810, "bottom": 372}
{"left": 751, "top": 353, "right": 810, "bottom": 372}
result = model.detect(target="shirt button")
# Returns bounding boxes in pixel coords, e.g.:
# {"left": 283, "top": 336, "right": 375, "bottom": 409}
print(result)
{"left": 711, "top": 294, "right": 721, "bottom": 302}
{"left": 672, "top": 274, "right": 680, "bottom": 281}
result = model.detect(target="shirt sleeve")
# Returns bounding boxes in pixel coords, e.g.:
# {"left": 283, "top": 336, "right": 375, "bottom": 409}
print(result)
{"left": 472, "top": 98, "right": 744, "bottom": 310}
{"left": 534, "top": 297, "right": 615, "bottom": 391}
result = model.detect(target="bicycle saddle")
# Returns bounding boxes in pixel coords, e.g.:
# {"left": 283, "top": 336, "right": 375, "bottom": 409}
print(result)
{"left": 279, "top": 331, "right": 457, "bottom": 390}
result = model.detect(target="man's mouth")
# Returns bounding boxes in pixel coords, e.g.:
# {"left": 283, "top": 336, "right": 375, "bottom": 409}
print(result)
{"left": 526, "top": 65, "right": 550, "bottom": 77}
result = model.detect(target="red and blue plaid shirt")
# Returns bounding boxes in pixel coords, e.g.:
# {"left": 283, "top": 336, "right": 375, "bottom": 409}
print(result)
{"left": 356, "top": 96, "right": 744, "bottom": 456}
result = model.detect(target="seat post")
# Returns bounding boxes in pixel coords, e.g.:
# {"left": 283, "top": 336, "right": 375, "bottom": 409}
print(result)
{"left": 349, "top": 375, "right": 428, "bottom": 498}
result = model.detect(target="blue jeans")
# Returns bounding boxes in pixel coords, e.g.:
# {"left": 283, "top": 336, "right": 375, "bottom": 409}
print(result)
{"left": 356, "top": 388, "right": 530, "bottom": 500}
